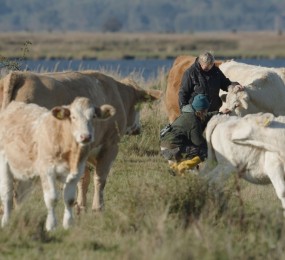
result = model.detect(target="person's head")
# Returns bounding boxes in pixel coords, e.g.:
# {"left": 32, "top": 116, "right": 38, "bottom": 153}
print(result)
{"left": 192, "top": 94, "right": 210, "bottom": 120}
{"left": 198, "top": 51, "right": 215, "bottom": 72}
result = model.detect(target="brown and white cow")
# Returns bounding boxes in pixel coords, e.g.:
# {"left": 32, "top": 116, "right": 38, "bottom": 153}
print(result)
{"left": 0, "top": 70, "right": 162, "bottom": 212}
{"left": 0, "top": 97, "right": 115, "bottom": 230}
{"left": 165, "top": 55, "right": 223, "bottom": 123}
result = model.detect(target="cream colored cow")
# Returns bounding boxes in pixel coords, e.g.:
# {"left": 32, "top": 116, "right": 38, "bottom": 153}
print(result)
{"left": 0, "top": 97, "right": 115, "bottom": 230}
{"left": 204, "top": 113, "right": 285, "bottom": 215}
{"left": 219, "top": 60, "right": 285, "bottom": 116}
{"left": 0, "top": 70, "right": 162, "bottom": 212}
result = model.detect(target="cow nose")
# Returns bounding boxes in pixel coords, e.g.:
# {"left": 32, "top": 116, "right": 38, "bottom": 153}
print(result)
{"left": 126, "top": 126, "right": 141, "bottom": 135}
{"left": 80, "top": 134, "right": 92, "bottom": 143}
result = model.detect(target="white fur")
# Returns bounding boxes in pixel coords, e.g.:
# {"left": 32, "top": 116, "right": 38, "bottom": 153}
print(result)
{"left": 219, "top": 61, "right": 285, "bottom": 116}
{"left": 204, "top": 113, "right": 285, "bottom": 215}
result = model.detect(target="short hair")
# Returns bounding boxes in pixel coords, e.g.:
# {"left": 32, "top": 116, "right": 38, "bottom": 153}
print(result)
{"left": 198, "top": 51, "right": 215, "bottom": 65}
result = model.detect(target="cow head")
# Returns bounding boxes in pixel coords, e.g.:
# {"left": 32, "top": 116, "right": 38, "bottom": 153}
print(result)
{"left": 52, "top": 97, "right": 115, "bottom": 145}
{"left": 220, "top": 85, "right": 249, "bottom": 116}
{"left": 121, "top": 78, "right": 162, "bottom": 135}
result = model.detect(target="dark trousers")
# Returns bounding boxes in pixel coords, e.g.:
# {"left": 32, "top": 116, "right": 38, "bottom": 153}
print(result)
{"left": 161, "top": 145, "right": 204, "bottom": 162}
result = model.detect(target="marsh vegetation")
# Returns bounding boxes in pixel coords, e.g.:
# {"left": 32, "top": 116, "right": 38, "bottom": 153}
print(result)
{"left": 1, "top": 31, "right": 285, "bottom": 60}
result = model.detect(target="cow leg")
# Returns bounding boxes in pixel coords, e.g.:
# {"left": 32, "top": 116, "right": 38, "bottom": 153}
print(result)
{"left": 264, "top": 152, "right": 285, "bottom": 215}
{"left": 203, "top": 163, "right": 236, "bottom": 213}
{"left": 63, "top": 171, "right": 83, "bottom": 229}
{"left": 206, "top": 164, "right": 236, "bottom": 205}
{"left": 76, "top": 164, "right": 91, "bottom": 214}
{"left": 13, "top": 180, "right": 33, "bottom": 207}
{"left": 92, "top": 145, "right": 118, "bottom": 211}
{"left": 41, "top": 171, "right": 58, "bottom": 231}
{"left": 201, "top": 159, "right": 218, "bottom": 175}
{"left": 0, "top": 159, "right": 13, "bottom": 227}
{"left": 204, "top": 163, "right": 235, "bottom": 191}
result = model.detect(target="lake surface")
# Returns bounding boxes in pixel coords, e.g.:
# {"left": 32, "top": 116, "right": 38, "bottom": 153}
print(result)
{"left": 22, "top": 58, "right": 285, "bottom": 80}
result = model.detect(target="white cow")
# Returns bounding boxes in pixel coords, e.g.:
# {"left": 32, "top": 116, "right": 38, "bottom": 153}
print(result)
{"left": 219, "top": 60, "right": 285, "bottom": 116}
{"left": 203, "top": 113, "right": 285, "bottom": 214}
{"left": 0, "top": 97, "right": 115, "bottom": 230}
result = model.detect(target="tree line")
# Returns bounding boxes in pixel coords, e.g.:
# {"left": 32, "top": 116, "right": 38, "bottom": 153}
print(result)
{"left": 0, "top": 0, "right": 284, "bottom": 33}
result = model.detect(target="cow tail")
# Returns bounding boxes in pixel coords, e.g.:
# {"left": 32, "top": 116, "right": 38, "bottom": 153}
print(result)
{"left": 205, "top": 115, "right": 227, "bottom": 164}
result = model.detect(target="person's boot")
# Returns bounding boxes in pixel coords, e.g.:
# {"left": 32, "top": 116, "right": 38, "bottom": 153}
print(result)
{"left": 177, "top": 156, "right": 201, "bottom": 175}
{"left": 169, "top": 162, "right": 179, "bottom": 176}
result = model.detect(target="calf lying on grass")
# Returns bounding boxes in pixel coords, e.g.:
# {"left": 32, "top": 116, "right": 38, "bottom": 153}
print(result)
{"left": 204, "top": 113, "right": 285, "bottom": 215}
{"left": 0, "top": 97, "right": 115, "bottom": 230}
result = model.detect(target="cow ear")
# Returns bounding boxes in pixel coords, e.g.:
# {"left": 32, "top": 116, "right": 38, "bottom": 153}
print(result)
{"left": 228, "top": 85, "right": 235, "bottom": 93}
{"left": 252, "top": 113, "right": 274, "bottom": 127}
{"left": 121, "top": 77, "right": 162, "bottom": 102}
{"left": 140, "top": 89, "right": 163, "bottom": 102}
{"left": 52, "top": 107, "right": 70, "bottom": 120}
{"left": 220, "top": 93, "right": 227, "bottom": 102}
{"left": 239, "top": 91, "right": 249, "bottom": 109}
{"left": 144, "top": 89, "right": 163, "bottom": 101}
{"left": 94, "top": 104, "right": 116, "bottom": 120}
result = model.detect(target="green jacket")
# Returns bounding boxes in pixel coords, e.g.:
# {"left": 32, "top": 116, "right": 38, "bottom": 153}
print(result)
{"left": 160, "top": 110, "right": 218, "bottom": 148}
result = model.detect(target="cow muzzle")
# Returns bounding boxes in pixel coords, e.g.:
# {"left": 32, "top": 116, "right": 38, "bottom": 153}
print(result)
{"left": 125, "top": 125, "right": 141, "bottom": 135}
{"left": 131, "top": 128, "right": 141, "bottom": 135}
{"left": 79, "top": 133, "right": 93, "bottom": 144}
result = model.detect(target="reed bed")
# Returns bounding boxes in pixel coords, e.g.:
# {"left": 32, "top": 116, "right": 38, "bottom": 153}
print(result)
{"left": 1, "top": 31, "right": 285, "bottom": 60}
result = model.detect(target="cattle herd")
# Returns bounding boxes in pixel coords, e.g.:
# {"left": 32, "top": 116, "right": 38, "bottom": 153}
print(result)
{"left": 0, "top": 70, "right": 161, "bottom": 230}
{"left": 1, "top": 56, "right": 285, "bottom": 230}
{"left": 166, "top": 56, "right": 285, "bottom": 216}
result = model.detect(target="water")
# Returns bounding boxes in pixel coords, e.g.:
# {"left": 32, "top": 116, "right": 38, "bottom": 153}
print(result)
{"left": 22, "top": 59, "right": 174, "bottom": 80}
{"left": 21, "top": 58, "right": 285, "bottom": 80}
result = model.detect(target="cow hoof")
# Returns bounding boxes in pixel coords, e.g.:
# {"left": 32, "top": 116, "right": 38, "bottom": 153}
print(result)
{"left": 75, "top": 204, "right": 87, "bottom": 215}
{"left": 92, "top": 207, "right": 103, "bottom": 213}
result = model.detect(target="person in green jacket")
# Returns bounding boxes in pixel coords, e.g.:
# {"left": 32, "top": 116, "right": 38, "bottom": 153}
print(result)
{"left": 160, "top": 94, "right": 220, "bottom": 175}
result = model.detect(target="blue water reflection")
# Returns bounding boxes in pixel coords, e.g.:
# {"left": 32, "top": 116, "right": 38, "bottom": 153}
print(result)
{"left": 23, "top": 59, "right": 174, "bottom": 80}
{"left": 22, "top": 58, "right": 285, "bottom": 80}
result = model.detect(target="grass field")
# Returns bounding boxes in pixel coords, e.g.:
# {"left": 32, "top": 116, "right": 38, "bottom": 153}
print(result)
{"left": 1, "top": 31, "right": 285, "bottom": 60}
{"left": 0, "top": 68, "right": 285, "bottom": 260}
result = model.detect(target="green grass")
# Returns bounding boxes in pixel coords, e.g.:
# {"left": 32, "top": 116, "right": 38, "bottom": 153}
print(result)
{"left": 0, "top": 69, "right": 285, "bottom": 259}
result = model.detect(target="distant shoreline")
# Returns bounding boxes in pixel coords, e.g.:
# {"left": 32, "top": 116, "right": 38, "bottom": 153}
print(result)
{"left": 1, "top": 31, "right": 285, "bottom": 60}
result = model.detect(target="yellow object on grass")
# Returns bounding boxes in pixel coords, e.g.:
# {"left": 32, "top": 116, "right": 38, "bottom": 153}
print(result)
{"left": 170, "top": 156, "right": 201, "bottom": 175}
